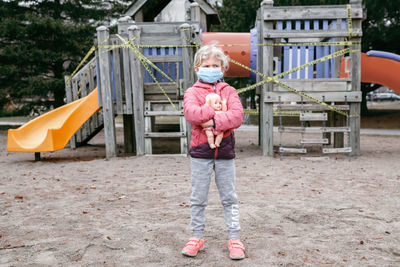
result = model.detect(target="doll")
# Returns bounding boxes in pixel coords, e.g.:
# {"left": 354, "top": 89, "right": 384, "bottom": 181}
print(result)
{"left": 204, "top": 93, "right": 227, "bottom": 149}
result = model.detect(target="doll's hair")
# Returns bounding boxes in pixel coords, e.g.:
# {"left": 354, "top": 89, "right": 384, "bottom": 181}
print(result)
{"left": 194, "top": 44, "right": 230, "bottom": 71}
{"left": 205, "top": 93, "right": 221, "bottom": 104}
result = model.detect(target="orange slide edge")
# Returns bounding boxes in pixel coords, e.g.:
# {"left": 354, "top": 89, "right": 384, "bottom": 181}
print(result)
{"left": 360, "top": 53, "right": 400, "bottom": 95}
{"left": 7, "top": 88, "right": 100, "bottom": 153}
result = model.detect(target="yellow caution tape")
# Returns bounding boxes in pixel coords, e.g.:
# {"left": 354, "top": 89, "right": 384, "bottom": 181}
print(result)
{"left": 236, "top": 47, "right": 351, "bottom": 94}
{"left": 65, "top": 46, "right": 96, "bottom": 87}
{"left": 215, "top": 41, "right": 360, "bottom": 47}
{"left": 77, "top": 63, "right": 95, "bottom": 96}
{"left": 347, "top": 4, "right": 353, "bottom": 39}
{"left": 65, "top": 37, "right": 112, "bottom": 87}
{"left": 98, "top": 40, "right": 360, "bottom": 50}
{"left": 244, "top": 109, "right": 259, "bottom": 115}
{"left": 67, "top": 6, "right": 362, "bottom": 120}
{"left": 115, "top": 34, "right": 180, "bottom": 111}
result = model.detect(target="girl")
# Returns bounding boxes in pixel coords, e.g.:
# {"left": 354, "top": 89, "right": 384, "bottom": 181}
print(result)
{"left": 182, "top": 45, "right": 245, "bottom": 260}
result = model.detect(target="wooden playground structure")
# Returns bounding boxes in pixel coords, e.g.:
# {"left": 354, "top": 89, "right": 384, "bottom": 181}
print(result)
{"left": 64, "top": 0, "right": 363, "bottom": 158}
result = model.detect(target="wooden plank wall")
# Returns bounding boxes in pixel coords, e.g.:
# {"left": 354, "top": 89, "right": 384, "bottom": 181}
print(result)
{"left": 64, "top": 57, "right": 103, "bottom": 149}
{"left": 260, "top": 0, "right": 363, "bottom": 156}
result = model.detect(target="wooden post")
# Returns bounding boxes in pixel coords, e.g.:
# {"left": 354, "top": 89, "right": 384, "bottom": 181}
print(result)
{"left": 333, "top": 112, "right": 345, "bottom": 148}
{"left": 261, "top": 0, "right": 274, "bottom": 156}
{"left": 255, "top": 10, "right": 262, "bottom": 146}
{"left": 190, "top": 3, "right": 201, "bottom": 23}
{"left": 349, "top": 0, "right": 362, "bottom": 156}
{"left": 64, "top": 75, "right": 77, "bottom": 149}
{"left": 180, "top": 23, "right": 193, "bottom": 153}
{"left": 118, "top": 16, "right": 134, "bottom": 115}
{"left": 190, "top": 2, "right": 207, "bottom": 31}
{"left": 128, "top": 25, "right": 145, "bottom": 155}
{"left": 97, "top": 26, "right": 117, "bottom": 158}
{"left": 118, "top": 17, "right": 136, "bottom": 154}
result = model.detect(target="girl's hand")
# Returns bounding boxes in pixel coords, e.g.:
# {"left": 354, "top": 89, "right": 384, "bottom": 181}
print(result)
{"left": 200, "top": 119, "right": 213, "bottom": 128}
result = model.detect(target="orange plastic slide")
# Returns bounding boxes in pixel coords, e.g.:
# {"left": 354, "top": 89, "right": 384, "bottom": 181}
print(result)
{"left": 360, "top": 53, "right": 400, "bottom": 95}
{"left": 7, "top": 88, "right": 100, "bottom": 153}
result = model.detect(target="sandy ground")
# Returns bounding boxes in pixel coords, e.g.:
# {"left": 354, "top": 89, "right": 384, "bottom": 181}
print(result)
{"left": 1, "top": 122, "right": 400, "bottom": 266}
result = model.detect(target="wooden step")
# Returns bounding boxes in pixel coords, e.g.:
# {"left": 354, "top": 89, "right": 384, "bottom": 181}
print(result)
{"left": 274, "top": 104, "right": 350, "bottom": 111}
{"left": 146, "top": 100, "right": 182, "bottom": 104}
{"left": 144, "top": 110, "right": 183, "bottom": 116}
{"left": 322, "top": 147, "right": 352, "bottom": 153}
{"left": 279, "top": 147, "right": 307, "bottom": 154}
{"left": 299, "top": 112, "right": 328, "bottom": 121}
{"left": 278, "top": 126, "right": 350, "bottom": 133}
{"left": 145, "top": 132, "right": 186, "bottom": 138}
{"left": 301, "top": 138, "right": 329, "bottom": 144}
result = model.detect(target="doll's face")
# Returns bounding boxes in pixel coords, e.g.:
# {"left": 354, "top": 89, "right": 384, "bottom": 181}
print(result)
{"left": 211, "top": 99, "right": 222, "bottom": 111}
{"left": 207, "top": 94, "right": 222, "bottom": 110}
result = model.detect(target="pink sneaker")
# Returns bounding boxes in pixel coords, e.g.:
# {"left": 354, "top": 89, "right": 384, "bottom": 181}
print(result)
{"left": 228, "top": 239, "right": 245, "bottom": 260}
{"left": 181, "top": 237, "right": 204, "bottom": 257}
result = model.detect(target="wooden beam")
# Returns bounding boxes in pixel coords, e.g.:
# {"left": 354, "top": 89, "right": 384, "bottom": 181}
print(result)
{"left": 301, "top": 138, "right": 329, "bottom": 144}
{"left": 323, "top": 147, "right": 352, "bottom": 153}
{"left": 275, "top": 104, "right": 349, "bottom": 111}
{"left": 145, "top": 132, "right": 186, "bottom": 138}
{"left": 278, "top": 126, "right": 350, "bottom": 133}
{"left": 144, "top": 111, "right": 183, "bottom": 116}
{"left": 349, "top": 2, "right": 362, "bottom": 156}
{"left": 129, "top": 25, "right": 145, "bottom": 155}
{"left": 261, "top": 0, "right": 274, "bottom": 156}
{"left": 272, "top": 79, "right": 350, "bottom": 92}
{"left": 299, "top": 112, "right": 328, "bottom": 121}
{"left": 262, "top": 6, "right": 363, "bottom": 20}
{"left": 264, "top": 30, "right": 361, "bottom": 39}
{"left": 279, "top": 147, "right": 307, "bottom": 154}
{"left": 97, "top": 26, "right": 117, "bottom": 158}
{"left": 264, "top": 91, "right": 362, "bottom": 103}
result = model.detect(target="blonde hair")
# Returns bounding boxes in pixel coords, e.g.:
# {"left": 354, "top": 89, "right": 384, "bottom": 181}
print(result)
{"left": 194, "top": 44, "right": 230, "bottom": 71}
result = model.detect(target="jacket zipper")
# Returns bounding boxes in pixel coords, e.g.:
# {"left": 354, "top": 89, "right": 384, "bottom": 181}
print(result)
{"left": 214, "top": 147, "right": 218, "bottom": 159}
{"left": 213, "top": 83, "right": 219, "bottom": 159}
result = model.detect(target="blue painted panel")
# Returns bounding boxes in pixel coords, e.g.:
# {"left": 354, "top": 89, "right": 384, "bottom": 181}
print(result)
{"left": 300, "top": 46, "right": 306, "bottom": 79}
{"left": 304, "top": 20, "right": 310, "bottom": 30}
{"left": 330, "top": 20, "right": 337, "bottom": 78}
{"left": 308, "top": 46, "right": 314, "bottom": 79}
{"left": 304, "top": 21, "right": 313, "bottom": 78}
{"left": 153, "top": 48, "right": 162, "bottom": 82}
{"left": 249, "top": 27, "right": 258, "bottom": 82}
{"left": 323, "top": 20, "right": 330, "bottom": 78}
{"left": 283, "top": 20, "right": 292, "bottom": 79}
{"left": 295, "top": 20, "right": 303, "bottom": 79}
{"left": 168, "top": 47, "right": 176, "bottom": 81}
{"left": 110, "top": 51, "right": 116, "bottom": 101}
{"left": 295, "top": 20, "right": 301, "bottom": 30}
{"left": 277, "top": 21, "right": 283, "bottom": 30}
{"left": 314, "top": 20, "right": 323, "bottom": 78}
{"left": 178, "top": 47, "right": 183, "bottom": 81}
{"left": 286, "top": 20, "right": 292, "bottom": 30}
{"left": 341, "top": 18, "right": 347, "bottom": 30}
{"left": 143, "top": 48, "right": 152, "bottom": 83}
{"left": 292, "top": 45, "right": 298, "bottom": 79}
{"left": 160, "top": 47, "right": 166, "bottom": 82}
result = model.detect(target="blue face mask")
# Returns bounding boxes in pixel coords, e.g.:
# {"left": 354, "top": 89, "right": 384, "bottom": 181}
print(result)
{"left": 196, "top": 67, "right": 223, "bottom": 84}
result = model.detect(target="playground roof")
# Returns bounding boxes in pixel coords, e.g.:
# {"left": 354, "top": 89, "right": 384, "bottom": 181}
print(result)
{"left": 124, "top": 0, "right": 219, "bottom": 23}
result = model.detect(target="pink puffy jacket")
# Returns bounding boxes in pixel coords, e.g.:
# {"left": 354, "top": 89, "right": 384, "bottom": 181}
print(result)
{"left": 184, "top": 80, "right": 244, "bottom": 159}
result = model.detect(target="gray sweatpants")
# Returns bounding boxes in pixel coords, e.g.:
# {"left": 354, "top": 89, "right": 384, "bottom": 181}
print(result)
{"left": 189, "top": 157, "right": 240, "bottom": 240}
